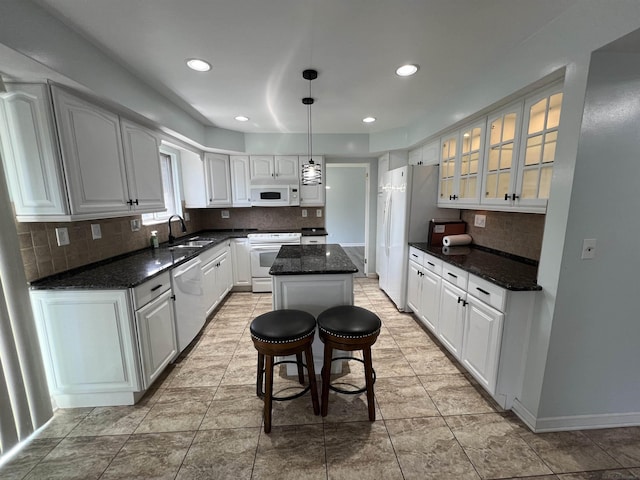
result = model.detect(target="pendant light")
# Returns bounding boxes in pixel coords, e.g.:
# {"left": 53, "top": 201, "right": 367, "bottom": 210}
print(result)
{"left": 301, "top": 69, "right": 322, "bottom": 186}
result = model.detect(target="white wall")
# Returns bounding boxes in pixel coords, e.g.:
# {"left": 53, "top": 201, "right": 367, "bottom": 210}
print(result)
{"left": 325, "top": 165, "right": 367, "bottom": 245}
{"left": 536, "top": 52, "right": 640, "bottom": 422}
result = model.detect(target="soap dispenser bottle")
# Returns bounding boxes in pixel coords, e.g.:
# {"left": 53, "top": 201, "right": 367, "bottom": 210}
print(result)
{"left": 150, "top": 230, "right": 159, "bottom": 249}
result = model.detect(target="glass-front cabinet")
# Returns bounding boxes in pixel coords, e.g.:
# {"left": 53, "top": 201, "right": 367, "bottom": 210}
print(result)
{"left": 438, "top": 133, "right": 458, "bottom": 205}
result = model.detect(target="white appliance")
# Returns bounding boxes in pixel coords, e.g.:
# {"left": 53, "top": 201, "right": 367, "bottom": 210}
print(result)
{"left": 248, "top": 232, "right": 302, "bottom": 292}
{"left": 377, "top": 165, "right": 457, "bottom": 310}
{"left": 170, "top": 256, "right": 205, "bottom": 352}
{"left": 250, "top": 185, "right": 300, "bottom": 207}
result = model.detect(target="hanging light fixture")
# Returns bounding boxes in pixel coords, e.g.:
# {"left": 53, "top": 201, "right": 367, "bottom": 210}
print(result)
{"left": 301, "top": 69, "right": 322, "bottom": 186}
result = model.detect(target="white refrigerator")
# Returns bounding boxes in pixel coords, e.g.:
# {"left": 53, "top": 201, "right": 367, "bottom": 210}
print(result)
{"left": 377, "top": 165, "right": 457, "bottom": 310}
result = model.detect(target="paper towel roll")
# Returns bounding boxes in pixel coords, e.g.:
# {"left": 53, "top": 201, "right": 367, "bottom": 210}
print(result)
{"left": 442, "top": 234, "right": 472, "bottom": 247}
{"left": 442, "top": 246, "right": 471, "bottom": 256}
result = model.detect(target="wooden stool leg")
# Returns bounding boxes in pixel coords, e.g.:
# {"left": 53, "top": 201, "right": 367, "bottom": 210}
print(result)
{"left": 256, "top": 352, "right": 265, "bottom": 398}
{"left": 264, "top": 355, "right": 274, "bottom": 433}
{"left": 304, "top": 344, "right": 320, "bottom": 415}
{"left": 321, "top": 342, "right": 333, "bottom": 417}
{"left": 295, "top": 352, "right": 305, "bottom": 384}
{"left": 363, "top": 346, "right": 376, "bottom": 422}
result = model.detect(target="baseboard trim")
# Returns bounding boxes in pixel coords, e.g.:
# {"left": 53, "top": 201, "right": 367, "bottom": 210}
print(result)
{"left": 339, "top": 243, "right": 365, "bottom": 247}
{"left": 512, "top": 398, "right": 640, "bottom": 432}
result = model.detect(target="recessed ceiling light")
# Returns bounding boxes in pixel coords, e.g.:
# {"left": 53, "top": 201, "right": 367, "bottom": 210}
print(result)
{"left": 396, "top": 64, "right": 419, "bottom": 77}
{"left": 362, "top": 117, "right": 376, "bottom": 123}
{"left": 186, "top": 58, "right": 211, "bottom": 72}
{"left": 235, "top": 115, "right": 249, "bottom": 122}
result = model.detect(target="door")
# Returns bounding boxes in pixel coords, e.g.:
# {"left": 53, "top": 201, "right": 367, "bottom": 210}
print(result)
{"left": 420, "top": 269, "right": 441, "bottom": 335}
{"left": 202, "top": 256, "right": 218, "bottom": 317}
{"left": 250, "top": 245, "right": 281, "bottom": 278}
{"left": 438, "top": 280, "right": 466, "bottom": 359}
{"left": 385, "top": 167, "right": 409, "bottom": 306}
{"left": 249, "top": 155, "right": 274, "bottom": 180}
{"left": 406, "top": 260, "right": 422, "bottom": 314}
{"left": 205, "top": 153, "right": 232, "bottom": 207}
{"left": 274, "top": 155, "right": 298, "bottom": 181}
{"left": 230, "top": 155, "right": 251, "bottom": 207}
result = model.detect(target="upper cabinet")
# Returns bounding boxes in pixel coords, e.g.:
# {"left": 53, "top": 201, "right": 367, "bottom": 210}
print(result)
{"left": 299, "top": 155, "right": 325, "bottom": 206}
{"left": 408, "top": 138, "right": 440, "bottom": 166}
{"left": 249, "top": 155, "right": 298, "bottom": 183}
{"left": 438, "top": 82, "right": 562, "bottom": 214}
{"left": 182, "top": 152, "right": 232, "bottom": 208}
{"left": 0, "top": 83, "right": 166, "bottom": 221}
{"left": 230, "top": 155, "right": 251, "bottom": 207}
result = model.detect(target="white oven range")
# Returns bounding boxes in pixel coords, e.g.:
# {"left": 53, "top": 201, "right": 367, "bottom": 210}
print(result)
{"left": 248, "top": 232, "right": 301, "bottom": 292}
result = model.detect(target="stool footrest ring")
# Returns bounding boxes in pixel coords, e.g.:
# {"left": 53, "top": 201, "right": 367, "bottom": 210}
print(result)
{"left": 324, "top": 356, "right": 376, "bottom": 395}
{"left": 259, "top": 360, "right": 312, "bottom": 401}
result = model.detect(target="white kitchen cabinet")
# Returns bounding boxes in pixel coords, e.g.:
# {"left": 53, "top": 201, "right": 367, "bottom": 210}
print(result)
{"left": 406, "top": 248, "right": 442, "bottom": 335}
{"left": 0, "top": 83, "right": 69, "bottom": 219}
{"left": 120, "top": 118, "right": 165, "bottom": 213}
{"left": 406, "top": 260, "right": 423, "bottom": 314}
{"left": 408, "top": 147, "right": 422, "bottom": 166}
{"left": 420, "top": 269, "right": 441, "bottom": 334}
{"left": 438, "top": 279, "right": 466, "bottom": 359}
{"left": 408, "top": 139, "right": 440, "bottom": 166}
{"left": 231, "top": 238, "right": 251, "bottom": 287}
{"left": 299, "top": 155, "right": 325, "bottom": 206}
{"left": 205, "top": 153, "right": 232, "bottom": 207}
{"left": 30, "top": 289, "right": 143, "bottom": 407}
{"left": 201, "top": 242, "right": 233, "bottom": 317}
{"left": 462, "top": 294, "right": 504, "bottom": 395}
{"left": 230, "top": 155, "right": 251, "bottom": 207}
{"left": 249, "top": 155, "right": 299, "bottom": 183}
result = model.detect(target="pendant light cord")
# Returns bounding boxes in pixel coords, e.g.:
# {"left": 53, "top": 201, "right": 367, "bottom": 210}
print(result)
{"left": 307, "top": 79, "right": 313, "bottom": 161}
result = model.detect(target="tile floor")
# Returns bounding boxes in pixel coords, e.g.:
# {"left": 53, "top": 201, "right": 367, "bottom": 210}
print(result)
{"left": 3, "top": 277, "right": 640, "bottom": 479}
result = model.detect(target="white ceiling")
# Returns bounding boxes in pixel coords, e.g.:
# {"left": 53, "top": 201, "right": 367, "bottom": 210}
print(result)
{"left": 29, "top": 0, "right": 580, "bottom": 135}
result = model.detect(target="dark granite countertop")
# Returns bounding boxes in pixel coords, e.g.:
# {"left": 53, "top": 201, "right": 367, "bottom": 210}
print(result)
{"left": 269, "top": 244, "right": 358, "bottom": 275}
{"left": 409, "top": 243, "right": 541, "bottom": 291}
{"left": 301, "top": 228, "right": 328, "bottom": 236}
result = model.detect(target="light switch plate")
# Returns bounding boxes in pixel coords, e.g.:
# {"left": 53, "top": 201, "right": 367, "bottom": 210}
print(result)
{"left": 221, "top": 210, "right": 230, "bottom": 219}
{"left": 184, "top": 212, "right": 190, "bottom": 221}
{"left": 130, "top": 219, "right": 141, "bottom": 231}
{"left": 302, "top": 209, "right": 308, "bottom": 217}
{"left": 91, "top": 224, "right": 102, "bottom": 240}
{"left": 316, "top": 209, "right": 322, "bottom": 217}
{"left": 474, "top": 214, "right": 486, "bottom": 228}
{"left": 55, "top": 227, "right": 70, "bottom": 246}
{"left": 581, "top": 238, "right": 596, "bottom": 259}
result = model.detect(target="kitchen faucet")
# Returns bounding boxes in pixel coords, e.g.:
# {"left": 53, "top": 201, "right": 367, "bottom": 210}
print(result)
{"left": 168, "top": 214, "right": 187, "bottom": 244}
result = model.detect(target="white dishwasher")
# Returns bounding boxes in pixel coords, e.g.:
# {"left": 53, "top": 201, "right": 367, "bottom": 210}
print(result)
{"left": 171, "top": 256, "right": 205, "bottom": 353}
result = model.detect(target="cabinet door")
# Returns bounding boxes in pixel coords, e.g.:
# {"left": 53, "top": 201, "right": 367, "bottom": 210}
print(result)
{"left": 120, "top": 119, "right": 165, "bottom": 213}
{"left": 202, "top": 257, "right": 218, "bottom": 317}
{"left": 274, "top": 155, "right": 299, "bottom": 182}
{"left": 457, "top": 120, "right": 485, "bottom": 205}
{"left": 438, "top": 133, "right": 458, "bottom": 205}
{"left": 231, "top": 238, "right": 251, "bottom": 286}
{"left": 406, "top": 260, "right": 422, "bottom": 314}
{"left": 230, "top": 155, "right": 251, "bottom": 207}
{"left": 408, "top": 147, "right": 422, "bottom": 165}
{"left": 462, "top": 295, "right": 504, "bottom": 394}
{"left": 216, "top": 250, "right": 233, "bottom": 301}
{"left": 421, "top": 139, "right": 440, "bottom": 166}
{"left": 438, "top": 280, "right": 466, "bottom": 359}
{"left": 0, "top": 84, "right": 69, "bottom": 217}
{"left": 515, "top": 85, "right": 563, "bottom": 210}
{"left": 249, "top": 155, "right": 274, "bottom": 180}
{"left": 205, "top": 153, "right": 232, "bottom": 207}
{"left": 299, "top": 155, "right": 325, "bottom": 206}
{"left": 136, "top": 289, "right": 177, "bottom": 389}
{"left": 420, "top": 269, "right": 441, "bottom": 335}
{"left": 52, "top": 86, "right": 130, "bottom": 215}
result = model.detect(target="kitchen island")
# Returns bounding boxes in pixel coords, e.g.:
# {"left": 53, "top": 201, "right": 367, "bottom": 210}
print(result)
{"left": 269, "top": 244, "right": 358, "bottom": 373}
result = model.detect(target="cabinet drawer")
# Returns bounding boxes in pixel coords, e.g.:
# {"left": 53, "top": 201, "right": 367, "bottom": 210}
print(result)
{"left": 408, "top": 247, "right": 424, "bottom": 265}
{"left": 301, "top": 236, "right": 326, "bottom": 245}
{"left": 133, "top": 271, "right": 171, "bottom": 309}
{"left": 468, "top": 274, "right": 506, "bottom": 311}
{"left": 442, "top": 263, "right": 468, "bottom": 289}
{"left": 423, "top": 253, "right": 442, "bottom": 275}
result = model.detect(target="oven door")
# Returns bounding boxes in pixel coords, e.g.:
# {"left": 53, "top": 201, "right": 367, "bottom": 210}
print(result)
{"left": 250, "top": 244, "right": 281, "bottom": 277}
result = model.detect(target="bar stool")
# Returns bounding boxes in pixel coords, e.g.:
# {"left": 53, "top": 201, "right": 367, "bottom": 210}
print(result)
{"left": 317, "top": 305, "right": 381, "bottom": 421}
{"left": 250, "top": 309, "right": 320, "bottom": 433}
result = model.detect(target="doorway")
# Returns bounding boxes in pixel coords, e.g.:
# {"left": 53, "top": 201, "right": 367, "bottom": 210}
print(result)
{"left": 325, "top": 164, "right": 370, "bottom": 277}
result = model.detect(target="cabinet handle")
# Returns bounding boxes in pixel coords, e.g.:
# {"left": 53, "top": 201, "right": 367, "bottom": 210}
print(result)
{"left": 150, "top": 284, "right": 163, "bottom": 291}
{"left": 476, "top": 287, "right": 490, "bottom": 296}
{"left": 512, "top": 193, "right": 520, "bottom": 201}
{"left": 463, "top": 300, "right": 468, "bottom": 307}
{"left": 504, "top": 193, "right": 510, "bottom": 201}
{"left": 134, "top": 199, "right": 139, "bottom": 205}
{"left": 457, "top": 296, "right": 463, "bottom": 304}
{"left": 127, "top": 199, "right": 133, "bottom": 206}
{"left": 427, "top": 261, "right": 435, "bottom": 267}
{"left": 449, "top": 194, "right": 458, "bottom": 200}
{"left": 171, "top": 294, "right": 176, "bottom": 301}
{"left": 448, "top": 272, "right": 457, "bottom": 279}
{"left": 411, "top": 253, "right": 418, "bottom": 258}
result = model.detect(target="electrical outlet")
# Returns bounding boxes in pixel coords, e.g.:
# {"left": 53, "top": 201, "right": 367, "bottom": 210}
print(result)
{"left": 302, "top": 209, "right": 308, "bottom": 217}
{"left": 91, "top": 224, "right": 102, "bottom": 240}
{"left": 581, "top": 238, "right": 597, "bottom": 259}
{"left": 184, "top": 212, "right": 190, "bottom": 221}
{"left": 221, "top": 210, "right": 230, "bottom": 219}
{"left": 316, "top": 209, "right": 322, "bottom": 218}
{"left": 474, "top": 214, "right": 486, "bottom": 228}
{"left": 55, "top": 227, "right": 70, "bottom": 246}
{"left": 130, "top": 219, "right": 141, "bottom": 231}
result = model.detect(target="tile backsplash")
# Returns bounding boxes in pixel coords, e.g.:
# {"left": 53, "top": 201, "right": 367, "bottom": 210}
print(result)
{"left": 17, "top": 206, "right": 323, "bottom": 282}
{"left": 460, "top": 210, "right": 545, "bottom": 261}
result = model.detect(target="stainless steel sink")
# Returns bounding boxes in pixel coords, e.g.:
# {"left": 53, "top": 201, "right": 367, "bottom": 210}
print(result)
{"left": 174, "top": 240, "right": 213, "bottom": 248}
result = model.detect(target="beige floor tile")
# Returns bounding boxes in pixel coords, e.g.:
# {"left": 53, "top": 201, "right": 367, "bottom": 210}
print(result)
{"left": 177, "top": 428, "right": 260, "bottom": 480}
{"left": 557, "top": 470, "right": 639, "bottom": 479}
{"left": 419, "top": 373, "right": 499, "bottom": 416}
{"left": 521, "top": 430, "right": 623, "bottom": 473}
{"left": 386, "top": 416, "right": 480, "bottom": 480}
{"left": 370, "top": 347, "right": 416, "bottom": 378}
{"left": 252, "top": 424, "right": 326, "bottom": 479}
{"left": 100, "top": 431, "right": 194, "bottom": 479}
{"left": 200, "top": 384, "right": 264, "bottom": 429}
{"left": 446, "top": 413, "right": 553, "bottom": 479}
{"left": 219, "top": 352, "right": 260, "bottom": 386}
{"left": 67, "top": 405, "right": 150, "bottom": 437}
{"left": 375, "top": 376, "right": 440, "bottom": 420}
{"left": 0, "top": 438, "right": 61, "bottom": 480}
{"left": 409, "top": 351, "right": 464, "bottom": 376}
{"left": 34, "top": 408, "right": 94, "bottom": 439}
{"left": 325, "top": 421, "right": 403, "bottom": 479}
{"left": 585, "top": 427, "right": 640, "bottom": 468}
{"left": 321, "top": 390, "right": 382, "bottom": 424}
{"left": 134, "top": 387, "right": 215, "bottom": 433}
{"left": 168, "top": 354, "right": 229, "bottom": 388}
{"left": 23, "top": 435, "right": 127, "bottom": 480}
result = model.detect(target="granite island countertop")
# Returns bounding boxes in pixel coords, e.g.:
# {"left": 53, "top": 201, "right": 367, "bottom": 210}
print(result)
{"left": 409, "top": 243, "right": 541, "bottom": 291}
{"left": 269, "top": 244, "right": 358, "bottom": 275}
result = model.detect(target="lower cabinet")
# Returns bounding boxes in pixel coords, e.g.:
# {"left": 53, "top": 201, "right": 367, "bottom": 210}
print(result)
{"left": 438, "top": 280, "right": 466, "bottom": 359}
{"left": 231, "top": 238, "right": 251, "bottom": 287}
{"left": 201, "top": 242, "right": 233, "bottom": 317}
{"left": 301, "top": 235, "right": 327, "bottom": 245}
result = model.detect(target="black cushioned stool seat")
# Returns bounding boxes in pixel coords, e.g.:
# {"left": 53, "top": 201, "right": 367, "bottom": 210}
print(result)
{"left": 317, "top": 305, "right": 381, "bottom": 421}
{"left": 250, "top": 309, "right": 320, "bottom": 433}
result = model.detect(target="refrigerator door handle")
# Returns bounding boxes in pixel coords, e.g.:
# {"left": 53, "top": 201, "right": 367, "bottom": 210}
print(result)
{"left": 385, "top": 195, "right": 392, "bottom": 257}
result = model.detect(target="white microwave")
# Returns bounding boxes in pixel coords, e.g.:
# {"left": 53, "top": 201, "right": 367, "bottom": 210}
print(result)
{"left": 250, "top": 185, "right": 300, "bottom": 207}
